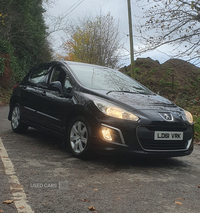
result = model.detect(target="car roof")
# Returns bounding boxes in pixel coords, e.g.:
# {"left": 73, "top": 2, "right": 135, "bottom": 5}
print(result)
{"left": 63, "top": 61, "right": 112, "bottom": 70}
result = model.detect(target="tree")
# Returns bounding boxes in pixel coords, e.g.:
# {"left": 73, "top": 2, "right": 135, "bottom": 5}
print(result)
{"left": 135, "top": 0, "right": 200, "bottom": 64}
{"left": 0, "top": 0, "right": 52, "bottom": 82}
{"left": 62, "top": 13, "right": 122, "bottom": 68}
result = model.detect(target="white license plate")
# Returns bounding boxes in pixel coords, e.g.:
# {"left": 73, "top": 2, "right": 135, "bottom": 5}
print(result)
{"left": 154, "top": 131, "right": 183, "bottom": 140}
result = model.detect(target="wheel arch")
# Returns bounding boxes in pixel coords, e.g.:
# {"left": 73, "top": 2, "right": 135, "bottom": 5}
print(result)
{"left": 64, "top": 105, "right": 100, "bottom": 138}
{"left": 8, "top": 97, "right": 20, "bottom": 120}
{"left": 10, "top": 102, "right": 29, "bottom": 133}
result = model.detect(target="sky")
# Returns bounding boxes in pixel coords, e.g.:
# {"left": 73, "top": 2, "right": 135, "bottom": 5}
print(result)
{"left": 44, "top": 0, "right": 171, "bottom": 66}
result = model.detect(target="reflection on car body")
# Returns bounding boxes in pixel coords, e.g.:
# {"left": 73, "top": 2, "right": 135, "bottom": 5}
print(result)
{"left": 8, "top": 61, "right": 194, "bottom": 158}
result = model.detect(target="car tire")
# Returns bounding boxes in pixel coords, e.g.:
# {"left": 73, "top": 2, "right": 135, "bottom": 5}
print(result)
{"left": 11, "top": 104, "right": 29, "bottom": 133}
{"left": 68, "top": 116, "right": 92, "bottom": 158}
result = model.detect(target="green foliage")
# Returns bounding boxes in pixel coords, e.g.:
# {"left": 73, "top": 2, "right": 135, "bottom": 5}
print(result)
{"left": 0, "top": 85, "right": 12, "bottom": 104}
{"left": 0, "top": 39, "right": 13, "bottom": 54}
{"left": 149, "top": 67, "right": 158, "bottom": 74}
{"left": 183, "top": 105, "right": 200, "bottom": 140}
{"left": 141, "top": 63, "right": 150, "bottom": 68}
{"left": 194, "top": 116, "right": 200, "bottom": 139}
{"left": 165, "top": 68, "right": 171, "bottom": 76}
{"left": 0, "top": 57, "right": 5, "bottom": 75}
{"left": 0, "top": 39, "right": 23, "bottom": 82}
{"left": 0, "top": 0, "right": 52, "bottom": 84}
{"left": 159, "top": 78, "right": 165, "bottom": 85}
{"left": 135, "top": 67, "right": 140, "bottom": 74}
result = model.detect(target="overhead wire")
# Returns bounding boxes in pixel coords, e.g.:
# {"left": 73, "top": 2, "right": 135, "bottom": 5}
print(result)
{"left": 46, "top": 0, "right": 85, "bottom": 52}
{"left": 59, "top": 0, "right": 85, "bottom": 19}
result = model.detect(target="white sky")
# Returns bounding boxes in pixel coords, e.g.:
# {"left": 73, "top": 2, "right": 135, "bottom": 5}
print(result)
{"left": 44, "top": 0, "right": 171, "bottom": 66}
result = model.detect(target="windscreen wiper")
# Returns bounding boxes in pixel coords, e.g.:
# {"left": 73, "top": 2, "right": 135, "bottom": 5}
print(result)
{"left": 106, "top": 90, "right": 138, "bottom": 95}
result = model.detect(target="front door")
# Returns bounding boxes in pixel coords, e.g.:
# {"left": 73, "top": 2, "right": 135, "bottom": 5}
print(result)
{"left": 37, "top": 66, "right": 74, "bottom": 134}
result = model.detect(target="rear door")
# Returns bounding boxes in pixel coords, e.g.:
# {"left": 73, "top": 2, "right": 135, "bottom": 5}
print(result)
{"left": 20, "top": 64, "right": 52, "bottom": 124}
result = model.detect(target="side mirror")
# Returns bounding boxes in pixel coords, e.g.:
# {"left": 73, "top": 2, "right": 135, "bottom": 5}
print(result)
{"left": 48, "top": 81, "right": 63, "bottom": 95}
{"left": 64, "top": 87, "right": 73, "bottom": 98}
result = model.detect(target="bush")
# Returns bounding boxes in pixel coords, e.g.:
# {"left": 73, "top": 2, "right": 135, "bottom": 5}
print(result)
{"left": 0, "top": 39, "right": 33, "bottom": 84}
{"left": 0, "top": 57, "right": 5, "bottom": 75}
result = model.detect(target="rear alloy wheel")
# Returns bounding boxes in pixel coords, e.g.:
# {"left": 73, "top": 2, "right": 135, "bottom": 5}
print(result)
{"left": 69, "top": 116, "right": 91, "bottom": 158}
{"left": 11, "top": 104, "right": 28, "bottom": 133}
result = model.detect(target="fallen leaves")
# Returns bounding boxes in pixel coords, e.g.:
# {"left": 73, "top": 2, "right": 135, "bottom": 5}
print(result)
{"left": 82, "top": 198, "right": 96, "bottom": 211}
{"left": 0, "top": 210, "right": 4, "bottom": 212}
{"left": 175, "top": 201, "right": 183, "bottom": 205}
{"left": 175, "top": 198, "right": 185, "bottom": 205}
{"left": 94, "top": 189, "right": 98, "bottom": 191}
{"left": 18, "top": 206, "right": 25, "bottom": 209}
{"left": 197, "top": 185, "right": 200, "bottom": 188}
{"left": 81, "top": 199, "right": 89, "bottom": 202}
{"left": 88, "top": 206, "right": 95, "bottom": 211}
{"left": 3, "top": 200, "right": 13, "bottom": 204}
{"left": 176, "top": 198, "right": 185, "bottom": 200}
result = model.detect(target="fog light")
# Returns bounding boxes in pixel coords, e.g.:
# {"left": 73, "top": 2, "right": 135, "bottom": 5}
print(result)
{"left": 101, "top": 127, "right": 112, "bottom": 141}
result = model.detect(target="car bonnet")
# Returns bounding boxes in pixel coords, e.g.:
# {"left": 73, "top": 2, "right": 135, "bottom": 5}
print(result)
{"left": 101, "top": 91, "right": 179, "bottom": 111}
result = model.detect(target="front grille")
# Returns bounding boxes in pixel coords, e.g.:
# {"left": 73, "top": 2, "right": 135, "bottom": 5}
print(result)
{"left": 140, "top": 140, "right": 188, "bottom": 151}
{"left": 137, "top": 126, "right": 192, "bottom": 151}
{"left": 146, "top": 126, "right": 187, "bottom": 132}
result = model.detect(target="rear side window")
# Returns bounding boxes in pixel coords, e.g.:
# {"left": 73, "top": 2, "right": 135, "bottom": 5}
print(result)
{"left": 29, "top": 65, "right": 50, "bottom": 87}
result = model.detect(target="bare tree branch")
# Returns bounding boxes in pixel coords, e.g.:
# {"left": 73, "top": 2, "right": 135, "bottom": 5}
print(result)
{"left": 136, "top": 0, "right": 200, "bottom": 65}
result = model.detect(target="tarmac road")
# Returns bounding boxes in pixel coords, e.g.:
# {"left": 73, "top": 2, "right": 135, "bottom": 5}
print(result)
{"left": 0, "top": 105, "right": 200, "bottom": 213}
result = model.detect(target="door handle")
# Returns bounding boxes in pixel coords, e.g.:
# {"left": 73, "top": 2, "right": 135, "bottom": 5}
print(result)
{"left": 41, "top": 91, "right": 46, "bottom": 96}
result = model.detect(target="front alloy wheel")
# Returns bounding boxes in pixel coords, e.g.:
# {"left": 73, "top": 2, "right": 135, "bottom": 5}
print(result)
{"left": 69, "top": 117, "right": 91, "bottom": 157}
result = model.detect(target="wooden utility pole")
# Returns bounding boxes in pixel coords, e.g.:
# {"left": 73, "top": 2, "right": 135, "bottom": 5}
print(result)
{"left": 127, "top": 0, "right": 135, "bottom": 78}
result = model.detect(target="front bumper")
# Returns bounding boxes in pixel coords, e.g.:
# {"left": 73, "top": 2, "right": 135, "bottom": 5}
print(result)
{"left": 92, "top": 119, "right": 194, "bottom": 157}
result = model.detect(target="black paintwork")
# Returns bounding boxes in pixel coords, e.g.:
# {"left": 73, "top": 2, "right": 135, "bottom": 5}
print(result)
{"left": 8, "top": 61, "right": 194, "bottom": 157}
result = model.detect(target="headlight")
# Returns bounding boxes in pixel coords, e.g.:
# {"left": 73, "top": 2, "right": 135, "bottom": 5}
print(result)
{"left": 94, "top": 100, "right": 139, "bottom": 121}
{"left": 183, "top": 110, "right": 193, "bottom": 124}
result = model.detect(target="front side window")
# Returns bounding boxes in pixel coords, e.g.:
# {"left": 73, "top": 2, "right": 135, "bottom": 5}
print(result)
{"left": 29, "top": 65, "right": 50, "bottom": 87}
{"left": 50, "top": 66, "right": 66, "bottom": 88}
{"left": 64, "top": 78, "right": 72, "bottom": 89}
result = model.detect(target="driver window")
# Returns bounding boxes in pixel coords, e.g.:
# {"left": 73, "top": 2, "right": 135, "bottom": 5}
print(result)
{"left": 51, "top": 66, "right": 66, "bottom": 88}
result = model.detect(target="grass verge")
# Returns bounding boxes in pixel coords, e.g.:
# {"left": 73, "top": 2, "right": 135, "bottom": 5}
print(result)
{"left": 185, "top": 105, "right": 200, "bottom": 141}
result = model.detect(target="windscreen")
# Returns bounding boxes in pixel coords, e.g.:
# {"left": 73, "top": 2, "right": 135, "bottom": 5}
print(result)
{"left": 67, "top": 63, "right": 152, "bottom": 94}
